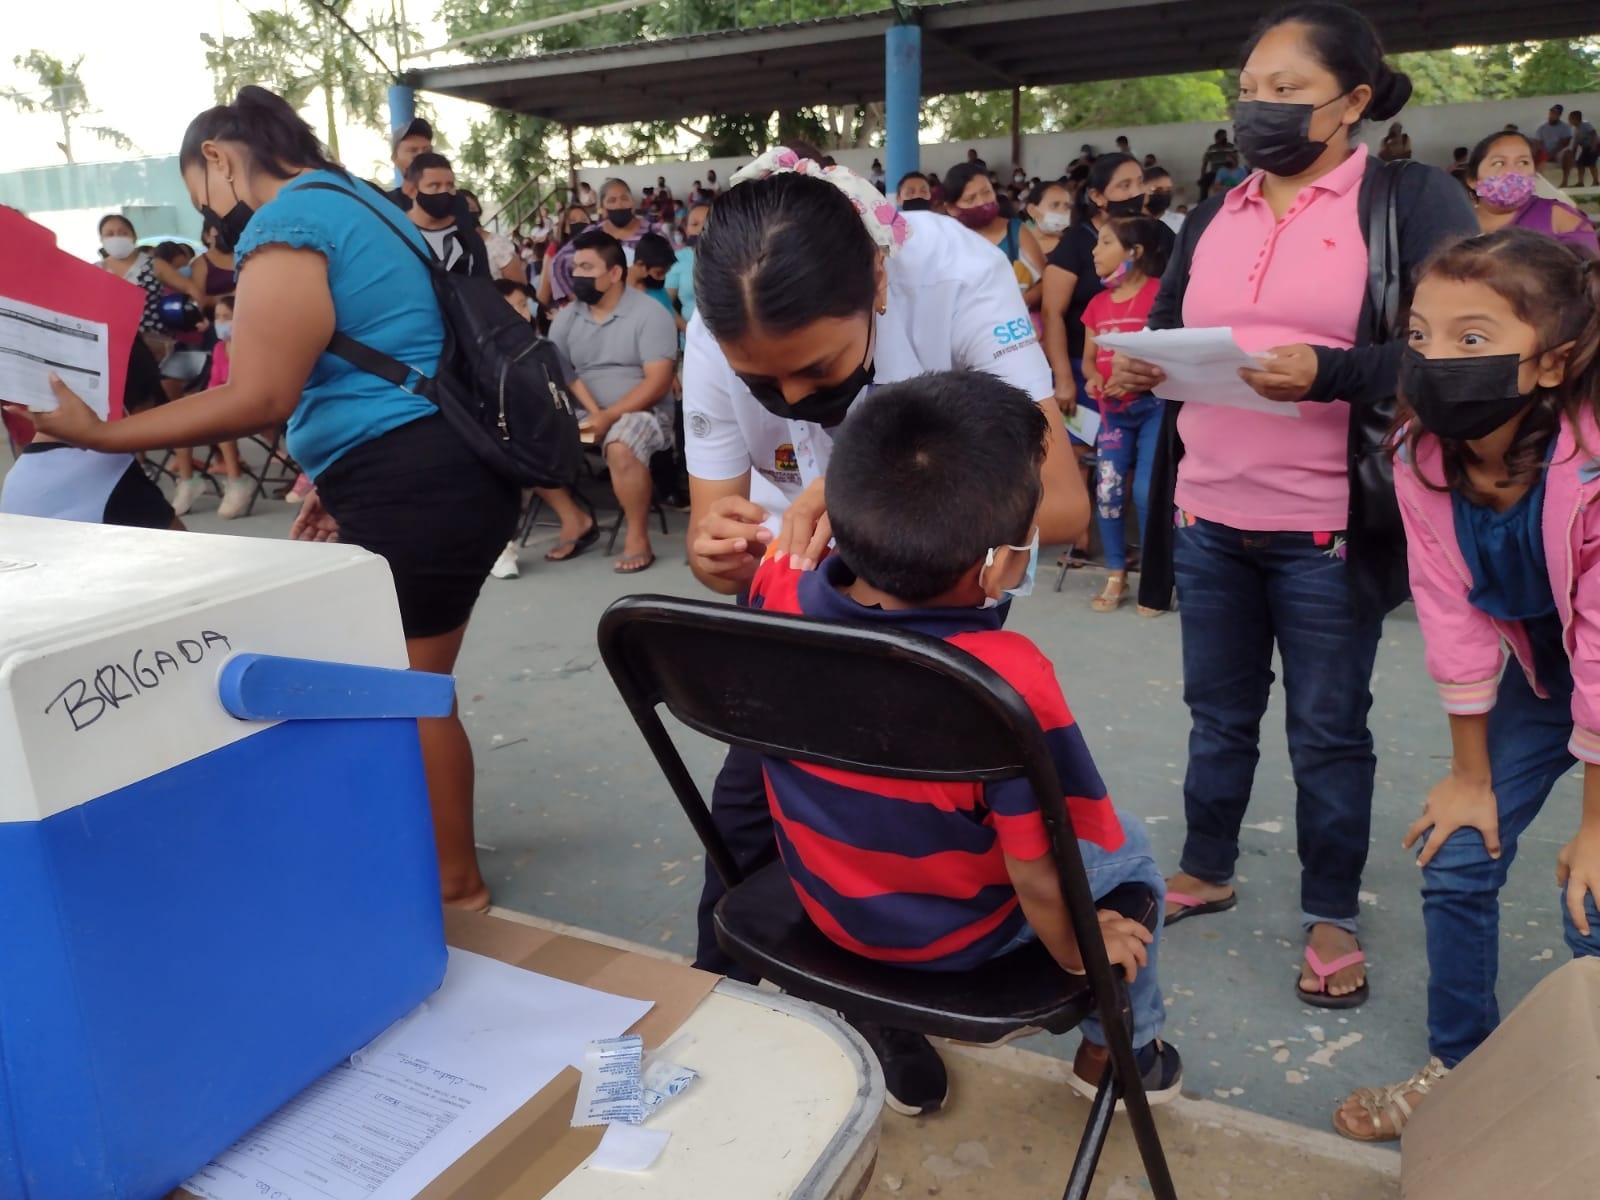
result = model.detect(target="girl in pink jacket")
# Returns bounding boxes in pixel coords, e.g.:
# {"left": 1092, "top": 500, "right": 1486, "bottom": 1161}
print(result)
{"left": 1335, "top": 228, "right": 1600, "bottom": 1141}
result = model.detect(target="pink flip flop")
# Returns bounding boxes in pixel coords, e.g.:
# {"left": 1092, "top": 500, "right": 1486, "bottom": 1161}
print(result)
{"left": 1163, "top": 889, "right": 1238, "bottom": 926}
{"left": 1300, "top": 945, "right": 1370, "bottom": 1010}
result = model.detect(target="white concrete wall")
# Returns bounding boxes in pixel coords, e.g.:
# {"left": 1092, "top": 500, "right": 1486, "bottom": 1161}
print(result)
{"left": 571, "top": 91, "right": 1600, "bottom": 212}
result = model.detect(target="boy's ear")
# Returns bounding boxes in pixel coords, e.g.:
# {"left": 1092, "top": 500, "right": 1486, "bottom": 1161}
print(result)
{"left": 1539, "top": 340, "right": 1578, "bottom": 389}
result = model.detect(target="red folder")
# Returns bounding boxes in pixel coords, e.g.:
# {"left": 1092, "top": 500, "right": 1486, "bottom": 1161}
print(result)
{"left": 0, "top": 206, "right": 145, "bottom": 445}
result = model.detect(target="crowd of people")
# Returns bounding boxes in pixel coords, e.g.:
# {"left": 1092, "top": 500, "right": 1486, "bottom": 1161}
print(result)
{"left": 7, "top": 0, "right": 1600, "bottom": 1154}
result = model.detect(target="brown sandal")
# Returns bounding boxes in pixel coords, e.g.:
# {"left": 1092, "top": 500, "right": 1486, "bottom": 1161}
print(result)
{"left": 1091, "top": 579, "right": 1128, "bottom": 613}
{"left": 1332, "top": 1057, "right": 1450, "bottom": 1142}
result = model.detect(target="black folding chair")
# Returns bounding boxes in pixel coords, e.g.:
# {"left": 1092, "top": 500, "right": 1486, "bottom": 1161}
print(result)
{"left": 598, "top": 595, "right": 1178, "bottom": 1200}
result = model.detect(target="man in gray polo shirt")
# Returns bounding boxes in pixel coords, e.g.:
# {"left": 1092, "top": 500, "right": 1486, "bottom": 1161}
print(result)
{"left": 539, "top": 228, "right": 678, "bottom": 573}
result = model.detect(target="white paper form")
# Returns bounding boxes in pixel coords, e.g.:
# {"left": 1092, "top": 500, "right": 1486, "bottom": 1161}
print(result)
{"left": 1093, "top": 327, "right": 1301, "bottom": 418}
{"left": 0, "top": 296, "right": 110, "bottom": 416}
{"left": 183, "top": 948, "right": 653, "bottom": 1200}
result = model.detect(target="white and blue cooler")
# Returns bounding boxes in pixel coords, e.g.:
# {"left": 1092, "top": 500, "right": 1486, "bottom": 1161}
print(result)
{"left": 0, "top": 516, "right": 454, "bottom": 1199}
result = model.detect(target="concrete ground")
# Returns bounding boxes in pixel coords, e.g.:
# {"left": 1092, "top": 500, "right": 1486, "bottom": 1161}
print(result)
{"left": 37, "top": 461, "right": 1584, "bottom": 1147}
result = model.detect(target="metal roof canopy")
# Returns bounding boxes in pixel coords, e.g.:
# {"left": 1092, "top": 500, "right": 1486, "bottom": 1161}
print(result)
{"left": 412, "top": 0, "right": 1600, "bottom": 128}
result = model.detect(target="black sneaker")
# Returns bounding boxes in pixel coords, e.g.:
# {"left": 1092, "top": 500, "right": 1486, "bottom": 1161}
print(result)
{"left": 1068, "top": 1037, "right": 1184, "bottom": 1108}
{"left": 851, "top": 1020, "right": 949, "bottom": 1116}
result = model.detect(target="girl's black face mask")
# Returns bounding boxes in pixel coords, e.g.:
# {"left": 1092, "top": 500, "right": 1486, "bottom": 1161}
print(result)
{"left": 1401, "top": 347, "right": 1536, "bottom": 442}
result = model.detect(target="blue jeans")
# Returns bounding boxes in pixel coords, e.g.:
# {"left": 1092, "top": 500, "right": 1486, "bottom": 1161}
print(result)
{"left": 1173, "top": 518, "right": 1382, "bottom": 928}
{"left": 991, "top": 818, "right": 1167, "bottom": 1050}
{"left": 1422, "top": 659, "right": 1600, "bottom": 1066}
{"left": 1094, "top": 396, "right": 1164, "bottom": 572}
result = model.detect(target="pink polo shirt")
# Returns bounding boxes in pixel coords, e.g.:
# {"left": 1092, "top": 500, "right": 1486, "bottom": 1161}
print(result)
{"left": 1175, "top": 146, "right": 1370, "bottom": 532}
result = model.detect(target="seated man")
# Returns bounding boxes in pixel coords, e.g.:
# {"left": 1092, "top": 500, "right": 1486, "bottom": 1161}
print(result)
{"left": 404, "top": 151, "right": 490, "bottom": 278}
{"left": 747, "top": 370, "right": 1181, "bottom": 1104}
{"left": 540, "top": 228, "right": 677, "bottom": 574}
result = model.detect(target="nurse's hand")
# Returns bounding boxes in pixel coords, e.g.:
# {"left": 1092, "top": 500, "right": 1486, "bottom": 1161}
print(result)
{"left": 1239, "top": 344, "right": 1318, "bottom": 403}
{"left": 775, "top": 478, "right": 830, "bottom": 572}
{"left": 3, "top": 374, "right": 108, "bottom": 449}
{"left": 1106, "top": 353, "right": 1165, "bottom": 398}
{"left": 691, "top": 495, "right": 772, "bottom": 587}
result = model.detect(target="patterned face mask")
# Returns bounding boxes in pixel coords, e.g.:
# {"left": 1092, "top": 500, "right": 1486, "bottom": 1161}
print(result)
{"left": 1474, "top": 171, "right": 1537, "bottom": 209}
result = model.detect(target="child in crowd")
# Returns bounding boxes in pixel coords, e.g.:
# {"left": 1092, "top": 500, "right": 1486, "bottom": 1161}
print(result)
{"left": 1080, "top": 218, "right": 1168, "bottom": 615}
{"left": 748, "top": 370, "right": 1182, "bottom": 1104}
{"left": 192, "top": 294, "right": 252, "bottom": 519}
{"left": 1335, "top": 229, "right": 1600, "bottom": 1141}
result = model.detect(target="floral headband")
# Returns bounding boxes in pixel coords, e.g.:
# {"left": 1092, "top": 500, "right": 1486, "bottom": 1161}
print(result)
{"left": 729, "top": 147, "right": 911, "bottom": 257}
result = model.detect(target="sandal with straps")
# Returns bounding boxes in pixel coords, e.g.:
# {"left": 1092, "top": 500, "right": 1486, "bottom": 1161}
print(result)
{"left": 1333, "top": 1057, "right": 1450, "bottom": 1142}
{"left": 1091, "top": 578, "right": 1128, "bottom": 613}
{"left": 1299, "top": 942, "right": 1370, "bottom": 1010}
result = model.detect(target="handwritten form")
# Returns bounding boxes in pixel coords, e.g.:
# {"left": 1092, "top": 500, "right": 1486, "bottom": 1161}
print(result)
{"left": 183, "top": 948, "right": 652, "bottom": 1200}
{"left": 1094, "top": 326, "right": 1302, "bottom": 418}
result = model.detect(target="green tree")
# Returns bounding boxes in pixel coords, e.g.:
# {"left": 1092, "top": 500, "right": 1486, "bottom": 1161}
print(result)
{"left": 1513, "top": 39, "right": 1600, "bottom": 98}
{"left": 201, "top": 0, "right": 410, "bottom": 159}
{"left": 1, "top": 51, "right": 134, "bottom": 163}
{"left": 924, "top": 72, "right": 1230, "bottom": 143}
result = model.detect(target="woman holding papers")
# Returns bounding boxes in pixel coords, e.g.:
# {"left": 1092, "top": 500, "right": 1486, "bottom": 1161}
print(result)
{"left": 1107, "top": 1, "right": 1475, "bottom": 1007}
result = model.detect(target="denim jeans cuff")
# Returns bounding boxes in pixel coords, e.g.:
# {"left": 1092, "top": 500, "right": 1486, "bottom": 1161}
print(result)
{"left": 1300, "top": 911, "right": 1360, "bottom": 935}
{"left": 1176, "top": 846, "right": 1235, "bottom": 887}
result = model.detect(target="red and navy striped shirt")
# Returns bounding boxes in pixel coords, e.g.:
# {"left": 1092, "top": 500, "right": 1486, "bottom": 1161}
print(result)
{"left": 750, "top": 555, "right": 1126, "bottom": 970}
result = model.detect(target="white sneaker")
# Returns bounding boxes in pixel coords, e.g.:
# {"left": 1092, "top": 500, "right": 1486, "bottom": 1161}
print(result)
{"left": 171, "top": 476, "right": 206, "bottom": 516}
{"left": 216, "top": 477, "right": 255, "bottom": 520}
{"left": 489, "top": 542, "right": 520, "bottom": 580}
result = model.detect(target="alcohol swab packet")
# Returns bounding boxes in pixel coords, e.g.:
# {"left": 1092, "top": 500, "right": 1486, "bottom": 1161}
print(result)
{"left": 640, "top": 1057, "right": 698, "bottom": 1115}
{"left": 573, "top": 1034, "right": 645, "bottom": 1126}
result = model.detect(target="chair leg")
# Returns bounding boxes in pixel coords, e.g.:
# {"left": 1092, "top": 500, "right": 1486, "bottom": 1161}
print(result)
{"left": 1063, "top": 1070, "right": 1119, "bottom": 1200}
{"left": 1118, "top": 1066, "right": 1178, "bottom": 1200}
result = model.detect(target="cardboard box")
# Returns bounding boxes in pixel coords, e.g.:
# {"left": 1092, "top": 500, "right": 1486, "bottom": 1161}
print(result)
{"left": 1401, "top": 956, "right": 1600, "bottom": 1199}
{"left": 172, "top": 911, "right": 719, "bottom": 1200}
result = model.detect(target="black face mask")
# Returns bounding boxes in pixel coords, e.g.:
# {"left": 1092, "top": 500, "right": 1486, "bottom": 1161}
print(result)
{"left": 202, "top": 172, "right": 253, "bottom": 254}
{"left": 572, "top": 277, "right": 605, "bottom": 306}
{"left": 1233, "top": 95, "right": 1345, "bottom": 178}
{"left": 566, "top": 220, "right": 591, "bottom": 239}
{"left": 1104, "top": 195, "right": 1145, "bottom": 218}
{"left": 605, "top": 208, "right": 634, "bottom": 229}
{"left": 1400, "top": 347, "right": 1534, "bottom": 442}
{"left": 1145, "top": 192, "right": 1173, "bottom": 216}
{"left": 416, "top": 191, "right": 457, "bottom": 221}
{"left": 900, "top": 197, "right": 933, "bottom": 211}
{"left": 739, "top": 324, "right": 876, "bottom": 429}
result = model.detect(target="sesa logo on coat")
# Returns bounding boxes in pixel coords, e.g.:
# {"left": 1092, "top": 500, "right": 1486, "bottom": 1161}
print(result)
{"left": 991, "top": 317, "right": 1037, "bottom": 358}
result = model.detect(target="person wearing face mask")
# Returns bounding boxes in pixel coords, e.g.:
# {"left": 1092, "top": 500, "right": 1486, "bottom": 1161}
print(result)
{"left": 13, "top": 85, "right": 520, "bottom": 917}
{"left": 943, "top": 162, "right": 1046, "bottom": 314}
{"left": 1024, "top": 180, "right": 1073, "bottom": 337}
{"left": 403, "top": 153, "right": 491, "bottom": 278}
{"left": 1334, "top": 231, "right": 1600, "bottom": 1141}
{"left": 895, "top": 171, "right": 933, "bottom": 211}
{"left": 1106, "top": 1, "right": 1476, "bottom": 1011}
{"left": 666, "top": 201, "right": 709, "bottom": 335}
{"left": 1041, "top": 152, "right": 1145, "bottom": 432}
{"left": 539, "top": 228, "right": 677, "bottom": 574}
{"left": 683, "top": 145, "right": 1088, "bottom": 1118}
{"left": 1467, "top": 130, "right": 1598, "bottom": 254}
{"left": 94, "top": 213, "right": 205, "bottom": 370}
{"left": 595, "top": 177, "right": 661, "bottom": 264}
{"left": 537, "top": 203, "right": 596, "bottom": 315}
{"left": 459, "top": 188, "right": 527, "bottom": 284}
{"left": 1141, "top": 165, "right": 1184, "bottom": 234}
{"left": 629, "top": 231, "right": 678, "bottom": 318}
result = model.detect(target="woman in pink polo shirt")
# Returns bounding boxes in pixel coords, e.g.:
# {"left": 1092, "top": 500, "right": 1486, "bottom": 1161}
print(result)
{"left": 1111, "top": 1, "right": 1476, "bottom": 1008}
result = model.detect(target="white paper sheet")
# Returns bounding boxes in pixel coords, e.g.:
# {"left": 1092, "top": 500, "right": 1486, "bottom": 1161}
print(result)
{"left": 0, "top": 296, "right": 111, "bottom": 416}
{"left": 587, "top": 1124, "right": 671, "bottom": 1172}
{"left": 1064, "top": 404, "right": 1101, "bottom": 445}
{"left": 182, "top": 948, "right": 653, "bottom": 1200}
{"left": 1093, "top": 326, "right": 1301, "bottom": 419}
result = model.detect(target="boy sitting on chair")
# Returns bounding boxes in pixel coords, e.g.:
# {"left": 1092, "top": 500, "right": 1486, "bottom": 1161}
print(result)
{"left": 748, "top": 369, "right": 1181, "bottom": 1102}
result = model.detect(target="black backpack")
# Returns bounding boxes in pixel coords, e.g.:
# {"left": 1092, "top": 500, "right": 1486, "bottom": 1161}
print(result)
{"left": 299, "top": 180, "right": 582, "bottom": 490}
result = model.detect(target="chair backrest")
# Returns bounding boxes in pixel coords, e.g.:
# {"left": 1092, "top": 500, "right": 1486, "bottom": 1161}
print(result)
{"left": 597, "top": 593, "right": 1093, "bottom": 911}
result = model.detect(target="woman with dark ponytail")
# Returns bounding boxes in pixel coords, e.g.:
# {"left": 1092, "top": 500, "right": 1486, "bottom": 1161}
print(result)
{"left": 9, "top": 86, "right": 518, "bottom": 914}
{"left": 1106, "top": 3, "right": 1477, "bottom": 1010}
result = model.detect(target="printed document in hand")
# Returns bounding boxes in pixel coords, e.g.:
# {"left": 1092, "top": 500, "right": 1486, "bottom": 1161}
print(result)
{"left": 0, "top": 296, "right": 110, "bottom": 415}
{"left": 1093, "top": 327, "right": 1301, "bottom": 418}
{"left": 182, "top": 948, "right": 653, "bottom": 1200}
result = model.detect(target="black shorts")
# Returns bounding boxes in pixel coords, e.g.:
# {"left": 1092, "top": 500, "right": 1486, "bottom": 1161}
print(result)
{"left": 314, "top": 413, "right": 520, "bottom": 639}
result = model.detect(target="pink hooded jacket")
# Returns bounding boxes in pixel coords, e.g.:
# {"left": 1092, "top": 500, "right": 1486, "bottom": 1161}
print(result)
{"left": 1396, "top": 409, "right": 1600, "bottom": 765}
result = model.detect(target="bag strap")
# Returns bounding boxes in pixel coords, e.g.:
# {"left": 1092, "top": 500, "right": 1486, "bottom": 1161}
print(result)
{"left": 294, "top": 179, "right": 434, "bottom": 391}
{"left": 1364, "top": 160, "right": 1408, "bottom": 346}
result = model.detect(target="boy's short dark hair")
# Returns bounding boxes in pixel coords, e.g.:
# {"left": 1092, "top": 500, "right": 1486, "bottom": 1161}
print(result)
{"left": 493, "top": 277, "right": 531, "bottom": 299}
{"left": 633, "top": 231, "right": 677, "bottom": 271}
{"left": 828, "top": 370, "right": 1047, "bottom": 605}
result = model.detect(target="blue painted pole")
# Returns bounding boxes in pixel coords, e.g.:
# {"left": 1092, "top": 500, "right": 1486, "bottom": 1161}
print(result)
{"left": 884, "top": 23, "right": 922, "bottom": 201}
{"left": 387, "top": 83, "right": 416, "bottom": 188}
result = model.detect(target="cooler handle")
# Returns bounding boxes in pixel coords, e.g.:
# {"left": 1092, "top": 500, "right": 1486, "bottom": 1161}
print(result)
{"left": 218, "top": 653, "right": 455, "bottom": 722}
